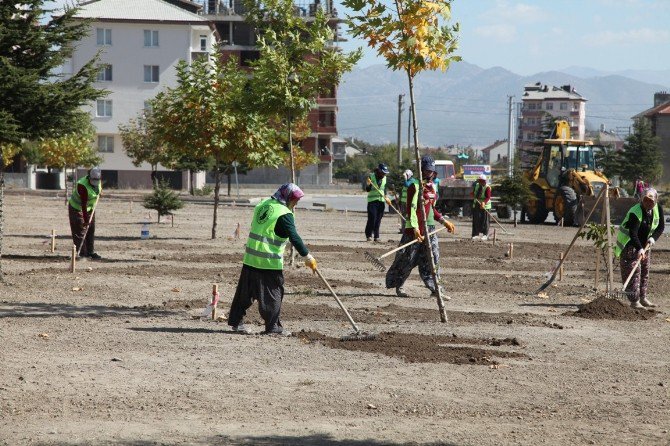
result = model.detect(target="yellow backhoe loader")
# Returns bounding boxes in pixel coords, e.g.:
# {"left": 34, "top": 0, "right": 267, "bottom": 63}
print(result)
{"left": 523, "top": 121, "right": 635, "bottom": 225}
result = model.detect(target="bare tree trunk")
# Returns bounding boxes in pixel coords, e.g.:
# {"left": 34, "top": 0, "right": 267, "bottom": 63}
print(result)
{"left": 212, "top": 165, "right": 221, "bottom": 240}
{"left": 227, "top": 172, "right": 232, "bottom": 196}
{"left": 151, "top": 165, "right": 158, "bottom": 188}
{"left": 407, "top": 71, "right": 447, "bottom": 323}
{"left": 288, "top": 111, "right": 296, "bottom": 184}
{"left": 189, "top": 169, "right": 195, "bottom": 195}
{"left": 64, "top": 167, "right": 69, "bottom": 205}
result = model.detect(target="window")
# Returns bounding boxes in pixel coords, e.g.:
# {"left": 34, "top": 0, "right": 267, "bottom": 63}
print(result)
{"left": 96, "top": 100, "right": 112, "bottom": 117}
{"left": 97, "top": 135, "right": 114, "bottom": 153}
{"left": 200, "top": 35, "right": 207, "bottom": 51}
{"left": 96, "top": 64, "right": 112, "bottom": 81}
{"left": 545, "top": 102, "right": 553, "bottom": 110}
{"left": 572, "top": 102, "right": 580, "bottom": 111}
{"left": 560, "top": 102, "right": 567, "bottom": 111}
{"left": 96, "top": 28, "right": 112, "bottom": 45}
{"left": 144, "top": 30, "right": 159, "bottom": 47}
{"left": 143, "top": 65, "right": 159, "bottom": 83}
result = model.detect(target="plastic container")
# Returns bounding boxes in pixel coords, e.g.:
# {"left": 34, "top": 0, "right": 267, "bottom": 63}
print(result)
{"left": 140, "top": 219, "right": 150, "bottom": 240}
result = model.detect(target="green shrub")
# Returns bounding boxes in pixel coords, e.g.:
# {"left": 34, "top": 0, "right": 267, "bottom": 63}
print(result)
{"left": 143, "top": 180, "right": 184, "bottom": 223}
{"left": 193, "top": 185, "right": 214, "bottom": 196}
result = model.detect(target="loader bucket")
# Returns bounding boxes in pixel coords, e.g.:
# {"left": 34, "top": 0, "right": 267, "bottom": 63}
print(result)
{"left": 576, "top": 196, "right": 637, "bottom": 226}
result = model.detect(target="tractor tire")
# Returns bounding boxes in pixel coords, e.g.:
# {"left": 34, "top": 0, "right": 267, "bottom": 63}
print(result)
{"left": 526, "top": 185, "right": 548, "bottom": 224}
{"left": 556, "top": 186, "right": 578, "bottom": 226}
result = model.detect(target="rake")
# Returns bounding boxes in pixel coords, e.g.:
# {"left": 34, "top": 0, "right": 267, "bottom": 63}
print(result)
{"left": 314, "top": 268, "right": 376, "bottom": 341}
{"left": 475, "top": 199, "right": 512, "bottom": 234}
{"left": 76, "top": 196, "right": 100, "bottom": 257}
{"left": 364, "top": 226, "right": 448, "bottom": 272}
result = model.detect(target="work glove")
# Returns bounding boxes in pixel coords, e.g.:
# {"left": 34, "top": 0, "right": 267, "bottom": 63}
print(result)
{"left": 648, "top": 237, "right": 655, "bottom": 247}
{"left": 442, "top": 220, "right": 455, "bottom": 234}
{"left": 413, "top": 228, "right": 424, "bottom": 243}
{"left": 304, "top": 254, "right": 317, "bottom": 273}
{"left": 384, "top": 197, "right": 392, "bottom": 206}
{"left": 366, "top": 177, "right": 372, "bottom": 186}
{"left": 637, "top": 249, "right": 646, "bottom": 261}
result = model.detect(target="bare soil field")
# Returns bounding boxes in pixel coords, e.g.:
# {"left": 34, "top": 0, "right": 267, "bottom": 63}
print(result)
{"left": 1, "top": 193, "right": 669, "bottom": 446}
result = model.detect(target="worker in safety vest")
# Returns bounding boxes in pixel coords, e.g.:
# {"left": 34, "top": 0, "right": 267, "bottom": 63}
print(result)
{"left": 227, "top": 183, "right": 316, "bottom": 336}
{"left": 68, "top": 167, "right": 102, "bottom": 259}
{"left": 385, "top": 156, "right": 455, "bottom": 298}
{"left": 396, "top": 169, "right": 413, "bottom": 234}
{"left": 364, "top": 163, "right": 392, "bottom": 242}
{"left": 471, "top": 173, "right": 491, "bottom": 240}
{"left": 614, "top": 187, "right": 664, "bottom": 309}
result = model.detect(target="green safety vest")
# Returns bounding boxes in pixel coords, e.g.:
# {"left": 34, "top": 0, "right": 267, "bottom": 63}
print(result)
{"left": 614, "top": 203, "right": 659, "bottom": 258}
{"left": 243, "top": 198, "right": 291, "bottom": 270}
{"left": 427, "top": 181, "right": 438, "bottom": 226}
{"left": 404, "top": 178, "right": 420, "bottom": 229}
{"left": 400, "top": 185, "right": 408, "bottom": 205}
{"left": 367, "top": 173, "right": 386, "bottom": 202}
{"left": 68, "top": 177, "right": 102, "bottom": 212}
{"left": 473, "top": 183, "right": 491, "bottom": 210}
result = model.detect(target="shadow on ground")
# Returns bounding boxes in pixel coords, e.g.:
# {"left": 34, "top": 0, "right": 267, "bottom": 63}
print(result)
{"left": 35, "top": 434, "right": 458, "bottom": 445}
{"left": 0, "top": 302, "right": 176, "bottom": 319}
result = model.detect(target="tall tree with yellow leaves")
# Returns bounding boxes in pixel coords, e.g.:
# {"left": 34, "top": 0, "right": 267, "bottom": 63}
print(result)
{"left": 345, "top": 0, "right": 460, "bottom": 322}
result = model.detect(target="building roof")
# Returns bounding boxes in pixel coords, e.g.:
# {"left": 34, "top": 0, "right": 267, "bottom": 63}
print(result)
{"left": 631, "top": 100, "right": 670, "bottom": 119}
{"left": 77, "top": 0, "right": 209, "bottom": 23}
{"left": 522, "top": 82, "right": 586, "bottom": 101}
{"left": 480, "top": 140, "right": 507, "bottom": 154}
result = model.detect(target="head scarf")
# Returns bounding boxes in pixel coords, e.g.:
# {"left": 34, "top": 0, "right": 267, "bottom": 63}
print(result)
{"left": 89, "top": 167, "right": 101, "bottom": 186}
{"left": 402, "top": 169, "right": 413, "bottom": 181}
{"left": 420, "top": 155, "right": 435, "bottom": 173}
{"left": 271, "top": 183, "right": 304, "bottom": 205}
{"left": 641, "top": 187, "right": 657, "bottom": 205}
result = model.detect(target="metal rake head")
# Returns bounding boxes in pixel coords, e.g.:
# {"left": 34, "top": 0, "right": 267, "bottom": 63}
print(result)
{"left": 606, "top": 290, "right": 636, "bottom": 301}
{"left": 340, "top": 331, "right": 377, "bottom": 342}
{"left": 364, "top": 251, "right": 386, "bottom": 272}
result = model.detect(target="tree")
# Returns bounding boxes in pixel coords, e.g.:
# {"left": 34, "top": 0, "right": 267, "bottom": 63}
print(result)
{"left": 150, "top": 53, "right": 281, "bottom": 239}
{"left": 245, "top": 0, "right": 362, "bottom": 183}
{"left": 619, "top": 118, "right": 662, "bottom": 185}
{"left": 119, "top": 112, "right": 172, "bottom": 188}
{"left": 0, "top": 1, "right": 104, "bottom": 279}
{"left": 495, "top": 170, "right": 533, "bottom": 225}
{"left": 594, "top": 144, "right": 623, "bottom": 180}
{"left": 345, "top": 0, "right": 460, "bottom": 322}
{"left": 143, "top": 180, "right": 184, "bottom": 223}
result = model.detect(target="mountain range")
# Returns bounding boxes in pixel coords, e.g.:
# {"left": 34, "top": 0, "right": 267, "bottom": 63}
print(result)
{"left": 337, "top": 61, "right": 670, "bottom": 148}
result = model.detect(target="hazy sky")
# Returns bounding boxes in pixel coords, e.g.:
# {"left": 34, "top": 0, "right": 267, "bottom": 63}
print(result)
{"left": 338, "top": 0, "right": 670, "bottom": 74}
{"left": 46, "top": 0, "right": 670, "bottom": 75}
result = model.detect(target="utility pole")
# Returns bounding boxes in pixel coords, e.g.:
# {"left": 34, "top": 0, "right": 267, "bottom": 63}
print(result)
{"left": 397, "top": 94, "right": 404, "bottom": 164}
{"left": 507, "top": 95, "right": 515, "bottom": 177}
{"left": 407, "top": 105, "right": 412, "bottom": 154}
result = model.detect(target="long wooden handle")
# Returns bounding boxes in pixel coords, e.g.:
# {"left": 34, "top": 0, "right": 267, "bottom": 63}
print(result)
{"left": 315, "top": 268, "right": 360, "bottom": 333}
{"left": 76, "top": 196, "right": 100, "bottom": 257}
{"left": 622, "top": 243, "right": 651, "bottom": 290}
{"left": 379, "top": 226, "right": 448, "bottom": 260}
{"left": 475, "top": 199, "right": 509, "bottom": 234}
{"left": 536, "top": 186, "right": 607, "bottom": 293}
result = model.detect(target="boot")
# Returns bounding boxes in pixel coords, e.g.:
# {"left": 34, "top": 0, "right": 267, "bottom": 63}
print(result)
{"left": 630, "top": 300, "right": 644, "bottom": 309}
{"left": 396, "top": 286, "right": 409, "bottom": 298}
{"left": 640, "top": 298, "right": 656, "bottom": 308}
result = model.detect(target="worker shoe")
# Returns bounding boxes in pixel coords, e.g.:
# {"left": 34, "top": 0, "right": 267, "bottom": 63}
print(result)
{"left": 430, "top": 287, "right": 450, "bottom": 300}
{"left": 481, "top": 235, "right": 488, "bottom": 241}
{"left": 366, "top": 237, "right": 372, "bottom": 242}
{"left": 264, "top": 329, "right": 292, "bottom": 337}
{"left": 374, "top": 238, "right": 380, "bottom": 243}
{"left": 630, "top": 300, "right": 644, "bottom": 309}
{"left": 230, "top": 323, "right": 252, "bottom": 334}
{"left": 396, "top": 286, "right": 409, "bottom": 298}
{"left": 471, "top": 235, "right": 479, "bottom": 241}
{"left": 640, "top": 298, "right": 656, "bottom": 308}
{"left": 89, "top": 252, "right": 102, "bottom": 260}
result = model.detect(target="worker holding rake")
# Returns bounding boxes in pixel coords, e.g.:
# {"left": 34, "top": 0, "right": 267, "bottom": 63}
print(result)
{"left": 385, "top": 156, "right": 455, "bottom": 298}
{"left": 68, "top": 167, "right": 102, "bottom": 259}
{"left": 472, "top": 173, "right": 492, "bottom": 241}
{"left": 227, "top": 183, "right": 317, "bottom": 336}
{"left": 364, "top": 163, "right": 392, "bottom": 242}
{"left": 614, "top": 187, "right": 664, "bottom": 309}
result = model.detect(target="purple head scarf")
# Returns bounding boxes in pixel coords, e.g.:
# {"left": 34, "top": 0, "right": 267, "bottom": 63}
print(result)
{"left": 271, "top": 183, "right": 304, "bottom": 205}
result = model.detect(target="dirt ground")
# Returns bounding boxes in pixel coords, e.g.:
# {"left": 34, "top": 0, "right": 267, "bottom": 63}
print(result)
{"left": 1, "top": 193, "right": 669, "bottom": 446}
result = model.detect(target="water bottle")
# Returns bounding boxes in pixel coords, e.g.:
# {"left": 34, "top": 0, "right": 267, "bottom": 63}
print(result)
{"left": 141, "top": 218, "right": 150, "bottom": 240}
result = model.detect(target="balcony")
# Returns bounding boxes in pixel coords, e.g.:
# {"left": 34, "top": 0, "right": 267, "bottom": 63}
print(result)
{"left": 201, "top": 0, "right": 337, "bottom": 17}
{"left": 317, "top": 97, "right": 337, "bottom": 106}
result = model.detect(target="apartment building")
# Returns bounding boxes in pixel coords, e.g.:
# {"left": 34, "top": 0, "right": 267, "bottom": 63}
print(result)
{"left": 196, "top": 0, "right": 341, "bottom": 185}
{"left": 67, "top": 0, "right": 215, "bottom": 188}
{"left": 517, "top": 82, "right": 587, "bottom": 167}
{"left": 632, "top": 91, "right": 670, "bottom": 182}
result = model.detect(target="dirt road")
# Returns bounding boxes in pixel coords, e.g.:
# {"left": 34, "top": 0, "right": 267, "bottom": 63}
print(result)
{"left": 1, "top": 194, "right": 669, "bottom": 445}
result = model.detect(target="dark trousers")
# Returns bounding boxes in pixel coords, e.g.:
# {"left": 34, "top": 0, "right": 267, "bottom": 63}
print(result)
{"left": 228, "top": 264, "right": 285, "bottom": 333}
{"left": 68, "top": 204, "right": 95, "bottom": 256}
{"left": 365, "top": 201, "right": 385, "bottom": 240}
{"left": 385, "top": 230, "right": 439, "bottom": 292}
{"left": 472, "top": 206, "right": 490, "bottom": 237}
{"left": 620, "top": 244, "right": 651, "bottom": 301}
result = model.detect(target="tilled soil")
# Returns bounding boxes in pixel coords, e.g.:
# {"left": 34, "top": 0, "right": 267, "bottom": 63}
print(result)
{"left": 1, "top": 194, "right": 669, "bottom": 446}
